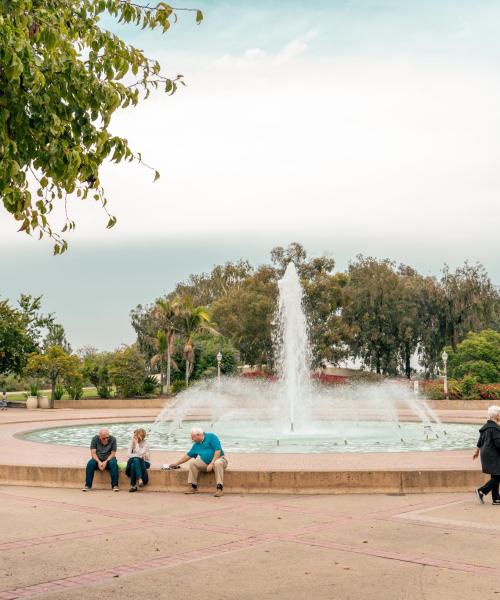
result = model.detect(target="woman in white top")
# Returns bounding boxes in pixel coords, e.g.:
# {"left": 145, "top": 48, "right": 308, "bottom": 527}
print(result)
{"left": 126, "top": 428, "right": 150, "bottom": 492}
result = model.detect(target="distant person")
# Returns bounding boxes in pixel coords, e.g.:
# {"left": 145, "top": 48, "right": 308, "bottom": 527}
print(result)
{"left": 473, "top": 405, "right": 500, "bottom": 505}
{"left": 82, "top": 428, "right": 119, "bottom": 491}
{"left": 165, "top": 427, "right": 227, "bottom": 497}
{"left": 0, "top": 391, "right": 7, "bottom": 410}
{"left": 126, "top": 428, "right": 150, "bottom": 492}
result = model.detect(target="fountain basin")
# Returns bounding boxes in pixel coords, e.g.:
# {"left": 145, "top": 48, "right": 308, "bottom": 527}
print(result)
{"left": 21, "top": 420, "right": 479, "bottom": 454}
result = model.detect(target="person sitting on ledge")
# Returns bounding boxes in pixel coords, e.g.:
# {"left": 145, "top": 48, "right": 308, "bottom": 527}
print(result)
{"left": 473, "top": 405, "right": 500, "bottom": 505}
{"left": 126, "top": 428, "right": 150, "bottom": 493}
{"left": 166, "top": 427, "right": 228, "bottom": 497}
{"left": 82, "top": 428, "right": 119, "bottom": 492}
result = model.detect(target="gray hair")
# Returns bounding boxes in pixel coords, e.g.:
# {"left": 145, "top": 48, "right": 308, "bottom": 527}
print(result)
{"left": 99, "top": 428, "right": 110, "bottom": 436}
{"left": 487, "top": 406, "right": 500, "bottom": 420}
{"left": 191, "top": 427, "right": 204, "bottom": 436}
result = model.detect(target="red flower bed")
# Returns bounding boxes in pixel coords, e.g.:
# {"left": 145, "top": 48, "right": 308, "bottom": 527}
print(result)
{"left": 479, "top": 384, "right": 500, "bottom": 400}
{"left": 241, "top": 371, "right": 277, "bottom": 382}
{"left": 311, "top": 373, "right": 347, "bottom": 385}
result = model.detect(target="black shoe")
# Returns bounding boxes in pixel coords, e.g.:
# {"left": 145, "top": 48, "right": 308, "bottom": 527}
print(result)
{"left": 475, "top": 488, "right": 485, "bottom": 504}
{"left": 129, "top": 486, "right": 137, "bottom": 493}
{"left": 492, "top": 500, "right": 500, "bottom": 505}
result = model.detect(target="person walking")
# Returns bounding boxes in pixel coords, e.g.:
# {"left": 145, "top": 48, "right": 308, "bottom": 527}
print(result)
{"left": 82, "top": 428, "right": 119, "bottom": 491}
{"left": 126, "top": 428, "right": 150, "bottom": 492}
{"left": 165, "top": 427, "right": 227, "bottom": 497}
{"left": 473, "top": 405, "right": 500, "bottom": 505}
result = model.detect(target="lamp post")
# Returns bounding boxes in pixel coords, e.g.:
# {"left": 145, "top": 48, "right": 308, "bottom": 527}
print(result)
{"left": 216, "top": 352, "right": 222, "bottom": 388}
{"left": 442, "top": 350, "right": 448, "bottom": 399}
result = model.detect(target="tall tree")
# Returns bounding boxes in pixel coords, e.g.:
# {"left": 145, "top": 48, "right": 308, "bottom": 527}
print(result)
{"left": 343, "top": 256, "right": 403, "bottom": 375}
{"left": 176, "top": 300, "right": 218, "bottom": 385}
{"left": 152, "top": 298, "right": 180, "bottom": 395}
{"left": 440, "top": 263, "right": 499, "bottom": 350}
{"left": 0, "top": 294, "right": 53, "bottom": 375}
{"left": 211, "top": 265, "right": 277, "bottom": 367}
{"left": 1, "top": 0, "right": 202, "bottom": 252}
{"left": 171, "top": 260, "right": 253, "bottom": 306}
{"left": 26, "top": 345, "right": 80, "bottom": 406}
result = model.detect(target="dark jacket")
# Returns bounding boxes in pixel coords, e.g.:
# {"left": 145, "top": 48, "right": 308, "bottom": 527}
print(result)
{"left": 477, "top": 420, "right": 500, "bottom": 476}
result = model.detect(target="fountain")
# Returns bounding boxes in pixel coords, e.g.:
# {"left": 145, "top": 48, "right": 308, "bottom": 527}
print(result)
{"left": 274, "top": 262, "right": 312, "bottom": 433}
{"left": 22, "top": 263, "right": 479, "bottom": 454}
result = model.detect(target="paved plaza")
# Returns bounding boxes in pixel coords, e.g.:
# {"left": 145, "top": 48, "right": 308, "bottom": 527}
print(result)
{"left": 2, "top": 486, "right": 500, "bottom": 599}
{"left": 1, "top": 407, "right": 496, "bottom": 598}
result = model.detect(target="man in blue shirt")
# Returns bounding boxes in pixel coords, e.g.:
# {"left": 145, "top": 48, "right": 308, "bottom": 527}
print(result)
{"left": 167, "top": 427, "right": 228, "bottom": 497}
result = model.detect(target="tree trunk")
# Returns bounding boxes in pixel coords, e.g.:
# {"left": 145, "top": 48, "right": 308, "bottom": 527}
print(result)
{"left": 185, "top": 360, "right": 189, "bottom": 386}
{"left": 166, "top": 347, "right": 171, "bottom": 396}
{"left": 50, "top": 378, "right": 56, "bottom": 409}
{"left": 159, "top": 361, "right": 164, "bottom": 396}
{"left": 405, "top": 342, "right": 411, "bottom": 379}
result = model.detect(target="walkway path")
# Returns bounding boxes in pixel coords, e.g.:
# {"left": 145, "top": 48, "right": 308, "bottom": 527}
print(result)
{"left": 1, "top": 486, "right": 499, "bottom": 599}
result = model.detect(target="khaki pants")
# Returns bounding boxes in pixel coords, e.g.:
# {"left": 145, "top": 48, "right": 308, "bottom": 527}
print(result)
{"left": 187, "top": 456, "right": 228, "bottom": 487}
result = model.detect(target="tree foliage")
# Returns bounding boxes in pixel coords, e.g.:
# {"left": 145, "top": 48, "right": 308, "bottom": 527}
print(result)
{"left": 109, "top": 344, "right": 146, "bottom": 397}
{"left": 0, "top": 294, "right": 53, "bottom": 375}
{"left": 130, "top": 243, "right": 500, "bottom": 379}
{"left": 26, "top": 345, "right": 80, "bottom": 405}
{"left": 0, "top": 0, "right": 202, "bottom": 252}
{"left": 446, "top": 329, "right": 500, "bottom": 383}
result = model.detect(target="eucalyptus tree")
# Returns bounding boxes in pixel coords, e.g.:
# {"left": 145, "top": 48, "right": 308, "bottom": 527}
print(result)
{"left": 1, "top": 0, "right": 202, "bottom": 252}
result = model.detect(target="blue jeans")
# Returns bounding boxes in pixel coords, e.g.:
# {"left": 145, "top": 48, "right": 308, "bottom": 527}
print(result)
{"left": 85, "top": 457, "right": 119, "bottom": 488}
{"left": 127, "top": 457, "right": 150, "bottom": 486}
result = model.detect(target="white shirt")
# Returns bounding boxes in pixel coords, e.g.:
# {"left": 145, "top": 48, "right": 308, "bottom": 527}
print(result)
{"left": 127, "top": 439, "right": 150, "bottom": 461}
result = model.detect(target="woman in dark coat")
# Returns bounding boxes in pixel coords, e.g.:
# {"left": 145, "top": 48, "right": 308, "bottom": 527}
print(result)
{"left": 473, "top": 405, "right": 500, "bottom": 505}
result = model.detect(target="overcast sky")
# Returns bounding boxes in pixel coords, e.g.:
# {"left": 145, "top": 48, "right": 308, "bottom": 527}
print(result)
{"left": 1, "top": 0, "right": 499, "bottom": 350}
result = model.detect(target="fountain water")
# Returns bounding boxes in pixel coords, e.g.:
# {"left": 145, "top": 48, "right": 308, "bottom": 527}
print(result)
{"left": 274, "top": 262, "right": 312, "bottom": 433}
{"left": 139, "top": 262, "right": 455, "bottom": 453}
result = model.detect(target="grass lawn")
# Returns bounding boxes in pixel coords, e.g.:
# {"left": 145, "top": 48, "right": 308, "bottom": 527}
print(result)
{"left": 6, "top": 387, "right": 99, "bottom": 402}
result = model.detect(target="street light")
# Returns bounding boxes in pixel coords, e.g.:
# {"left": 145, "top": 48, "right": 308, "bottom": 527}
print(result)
{"left": 216, "top": 352, "right": 223, "bottom": 388}
{"left": 441, "top": 350, "right": 449, "bottom": 399}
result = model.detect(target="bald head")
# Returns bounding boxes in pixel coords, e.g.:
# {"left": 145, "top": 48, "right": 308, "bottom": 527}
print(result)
{"left": 98, "top": 428, "right": 110, "bottom": 443}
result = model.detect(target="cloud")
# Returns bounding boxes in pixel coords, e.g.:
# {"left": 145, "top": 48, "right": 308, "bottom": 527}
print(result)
{"left": 272, "top": 30, "right": 318, "bottom": 66}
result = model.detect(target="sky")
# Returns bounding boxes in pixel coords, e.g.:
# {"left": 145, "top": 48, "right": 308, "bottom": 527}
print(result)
{"left": 1, "top": 0, "right": 499, "bottom": 350}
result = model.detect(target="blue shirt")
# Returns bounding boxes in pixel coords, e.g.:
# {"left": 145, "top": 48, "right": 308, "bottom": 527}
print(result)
{"left": 187, "top": 432, "right": 224, "bottom": 464}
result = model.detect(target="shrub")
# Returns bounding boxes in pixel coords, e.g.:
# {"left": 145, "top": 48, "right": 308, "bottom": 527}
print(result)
{"left": 29, "top": 382, "right": 39, "bottom": 397}
{"left": 83, "top": 352, "right": 113, "bottom": 396}
{"left": 460, "top": 375, "right": 480, "bottom": 399}
{"left": 54, "top": 385, "right": 65, "bottom": 400}
{"left": 142, "top": 375, "right": 158, "bottom": 394}
{"left": 478, "top": 384, "right": 500, "bottom": 400}
{"left": 447, "top": 330, "right": 500, "bottom": 383}
{"left": 171, "top": 380, "right": 187, "bottom": 395}
{"left": 97, "top": 384, "right": 111, "bottom": 399}
{"left": 65, "top": 376, "right": 84, "bottom": 400}
{"left": 454, "top": 360, "right": 499, "bottom": 384}
{"left": 109, "top": 346, "right": 146, "bottom": 398}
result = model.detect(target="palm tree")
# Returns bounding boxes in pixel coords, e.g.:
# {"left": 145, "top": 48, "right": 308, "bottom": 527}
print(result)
{"left": 153, "top": 298, "right": 180, "bottom": 396}
{"left": 176, "top": 299, "right": 219, "bottom": 386}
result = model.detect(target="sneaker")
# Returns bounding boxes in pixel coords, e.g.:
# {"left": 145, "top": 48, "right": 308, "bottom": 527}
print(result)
{"left": 112, "top": 486, "right": 120, "bottom": 492}
{"left": 184, "top": 487, "right": 198, "bottom": 494}
{"left": 492, "top": 500, "right": 500, "bottom": 505}
{"left": 214, "top": 488, "right": 224, "bottom": 498}
{"left": 475, "top": 488, "right": 485, "bottom": 504}
{"left": 129, "top": 486, "right": 138, "bottom": 493}
{"left": 138, "top": 479, "right": 144, "bottom": 488}
{"left": 81, "top": 486, "right": 91, "bottom": 492}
